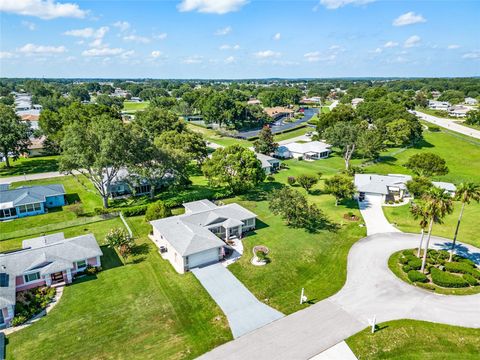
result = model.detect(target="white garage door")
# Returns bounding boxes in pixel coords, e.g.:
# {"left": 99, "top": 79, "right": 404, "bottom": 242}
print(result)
{"left": 188, "top": 248, "right": 219, "bottom": 269}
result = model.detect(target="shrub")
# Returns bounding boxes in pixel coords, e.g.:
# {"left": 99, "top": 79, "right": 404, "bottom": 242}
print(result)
{"left": 463, "top": 274, "right": 478, "bottom": 286}
{"left": 70, "top": 203, "right": 85, "bottom": 217}
{"left": 408, "top": 258, "right": 422, "bottom": 270}
{"left": 85, "top": 265, "right": 101, "bottom": 275}
{"left": 428, "top": 125, "right": 440, "bottom": 132}
{"left": 266, "top": 175, "right": 275, "bottom": 182}
{"left": 11, "top": 315, "right": 28, "bottom": 327}
{"left": 122, "top": 205, "right": 148, "bottom": 217}
{"left": 444, "top": 261, "right": 477, "bottom": 276}
{"left": 457, "top": 258, "right": 476, "bottom": 266}
{"left": 287, "top": 176, "right": 296, "bottom": 186}
{"left": 430, "top": 268, "right": 469, "bottom": 288}
{"left": 400, "top": 256, "right": 410, "bottom": 265}
{"left": 144, "top": 201, "right": 172, "bottom": 221}
{"left": 408, "top": 270, "right": 428, "bottom": 283}
{"left": 402, "top": 264, "right": 412, "bottom": 273}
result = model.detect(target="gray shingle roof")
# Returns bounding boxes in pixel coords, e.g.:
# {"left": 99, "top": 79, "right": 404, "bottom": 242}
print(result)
{"left": 0, "top": 184, "right": 65, "bottom": 208}
{"left": 354, "top": 174, "right": 412, "bottom": 195}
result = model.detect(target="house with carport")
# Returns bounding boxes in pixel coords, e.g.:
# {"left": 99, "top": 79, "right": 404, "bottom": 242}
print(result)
{"left": 275, "top": 141, "right": 331, "bottom": 160}
{"left": 0, "top": 233, "right": 102, "bottom": 328}
{"left": 354, "top": 174, "right": 412, "bottom": 203}
{"left": 255, "top": 153, "right": 280, "bottom": 174}
{"left": 149, "top": 200, "right": 257, "bottom": 274}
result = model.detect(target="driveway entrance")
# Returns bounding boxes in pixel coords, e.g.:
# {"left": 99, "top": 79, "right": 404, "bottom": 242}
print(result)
{"left": 191, "top": 263, "right": 284, "bottom": 338}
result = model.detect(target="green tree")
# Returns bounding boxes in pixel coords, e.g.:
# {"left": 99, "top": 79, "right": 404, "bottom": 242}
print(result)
{"left": 386, "top": 119, "right": 415, "bottom": 146}
{"left": 406, "top": 176, "right": 433, "bottom": 198}
{"left": 60, "top": 114, "right": 132, "bottom": 208}
{"left": 156, "top": 129, "right": 208, "bottom": 164}
{"left": 145, "top": 200, "right": 172, "bottom": 222}
{"left": 405, "top": 153, "right": 449, "bottom": 177}
{"left": 133, "top": 107, "right": 184, "bottom": 140}
{"left": 297, "top": 174, "right": 318, "bottom": 193}
{"left": 449, "top": 183, "right": 480, "bottom": 261}
{"left": 324, "top": 122, "right": 360, "bottom": 169}
{"left": 465, "top": 110, "right": 480, "bottom": 126}
{"left": 253, "top": 126, "right": 278, "bottom": 155}
{"left": 202, "top": 145, "right": 265, "bottom": 193}
{"left": 0, "top": 104, "right": 31, "bottom": 168}
{"left": 420, "top": 187, "right": 454, "bottom": 272}
{"left": 324, "top": 175, "right": 355, "bottom": 206}
{"left": 410, "top": 202, "right": 430, "bottom": 258}
{"left": 105, "top": 228, "right": 134, "bottom": 262}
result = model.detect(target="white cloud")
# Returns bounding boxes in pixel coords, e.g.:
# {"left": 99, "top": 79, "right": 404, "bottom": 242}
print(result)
{"left": 0, "top": 51, "right": 15, "bottom": 59}
{"left": 64, "top": 27, "right": 95, "bottom": 38}
{"left": 178, "top": 0, "right": 248, "bottom": 14}
{"left": 21, "top": 21, "right": 36, "bottom": 31}
{"left": 113, "top": 21, "right": 130, "bottom": 32}
{"left": 0, "top": 0, "right": 86, "bottom": 19}
{"left": 120, "top": 50, "right": 135, "bottom": 59}
{"left": 123, "top": 34, "right": 150, "bottom": 44}
{"left": 215, "top": 26, "right": 232, "bottom": 36}
{"left": 447, "top": 44, "right": 460, "bottom": 49}
{"left": 151, "top": 50, "right": 163, "bottom": 58}
{"left": 182, "top": 55, "right": 203, "bottom": 64}
{"left": 404, "top": 35, "right": 421, "bottom": 48}
{"left": 393, "top": 12, "right": 426, "bottom": 26}
{"left": 384, "top": 41, "right": 398, "bottom": 48}
{"left": 462, "top": 51, "right": 480, "bottom": 60}
{"left": 273, "top": 32, "right": 281, "bottom": 41}
{"left": 219, "top": 44, "right": 240, "bottom": 50}
{"left": 254, "top": 50, "right": 280, "bottom": 59}
{"left": 82, "top": 47, "right": 124, "bottom": 57}
{"left": 303, "top": 51, "right": 336, "bottom": 62}
{"left": 154, "top": 33, "right": 168, "bottom": 40}
{"left": 371, "top": 47, "right": 382, "bottom": 54}
{"left": 18, "top": 43, "right": 67, "bottom": 55}
{"left": 315, "top": 0, "right": 375, "bottom": 10}
{"left": 224, "top": 56, "right": 235, "bottom": 64}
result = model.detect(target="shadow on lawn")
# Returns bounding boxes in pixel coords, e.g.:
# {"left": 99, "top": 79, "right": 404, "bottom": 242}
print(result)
{"left": 100, "top": 246, "right": 123, "bottom": 270}
{"left": 0, "top": 158, "right": 59, "bottom": 177}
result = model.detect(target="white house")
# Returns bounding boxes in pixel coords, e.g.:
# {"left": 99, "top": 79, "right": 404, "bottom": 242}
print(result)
{"left": 432, "top": 181, "right": 457, "bottom": 197}
{"left": 149, "top": 200, "right": 257, "bottom": 274}
{"left": 465, "top": 97, "right": 478, "bottom": 106}
{"left": 448, "top": 105, "right": 470, "bottom": 118}
{"left": 255, "top": 153, "right": 280, "bottom": 174}
{"left": 351, "top": 98, "right": 364, "bottom": 108}
{"left": 428, "top": 100, "right": 450, "bottom": 111}
{"left": 275, "top": 141, "right": 331, "bottom": 160}
{"left": 354, "top": 174, "right": 412, "bottom": 202}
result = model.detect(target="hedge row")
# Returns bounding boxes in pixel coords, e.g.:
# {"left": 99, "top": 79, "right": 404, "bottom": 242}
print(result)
{"left": 408, "top": 270, "right": 428, "bottom": 283}
{"left": 430, "top": 268, "right": 469, "bottom": 288}
{"left": 444, "top": 262, "right": 480, "bottom": 279}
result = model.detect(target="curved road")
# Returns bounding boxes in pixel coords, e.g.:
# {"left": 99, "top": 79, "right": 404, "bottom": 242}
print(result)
{"left": 199, "top": 196, "right": 480, "bottom": 360}
{"left": 413, "top": 110, "right": 480, "bottom": 140}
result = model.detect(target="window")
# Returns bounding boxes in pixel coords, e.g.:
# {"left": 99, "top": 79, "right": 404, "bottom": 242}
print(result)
{"left": 76, "top": 260, "right": 87, "bottom": 269}
{"left": 0, "top": 308, "right": 4, "bottom": 325}
{"left": 24, "top": 272, "right": 40, "bottom": 283}
{"left": 0, "top": 208, "right": 16, "bottom": 219}
{"left": 18, "top": 203, "right": 41, "bottom": 214}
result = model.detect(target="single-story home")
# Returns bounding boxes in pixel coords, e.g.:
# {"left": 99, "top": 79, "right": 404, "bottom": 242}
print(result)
{"left": 351, "top": 98, "right": 364, "bottom": 108}
{"left": 354, "top": 174, "right": 412, "bottom": 202}
{"left": 255, "top": 153, "right": 280, "bottom": 174}
{"left": 432, "top": 181, "right": 457, "bottom": 196}
{"left": 448, "top": 105, "right": 470, "bottom": 118}
{"left": 428, "top": 100, "right": 450, "bottom": 111}
{"left": 106, "top": 168, "right": 173, "bottom": 198}
{"left": 465, "top": 97, "right": 478, "bottom": 106}
{"left": 0, "top": 184, "right": 66, "bottom": 221}
{"left": 0, "top": 233, "right": 102, "bottom": 328}
{"left": 150, "top": 199, "right": 257, "bottom": 274}
{"left": 275, "top": 141, "right": 331, "bottom": 160}
{"left": 264, "top": 106, "right": 294, "bottom": 121}
{"left": 247, "top": 99, "right": 261, "bottom": 105}
{"left": 27, "top": 136, "right": 45, "bottom": 157}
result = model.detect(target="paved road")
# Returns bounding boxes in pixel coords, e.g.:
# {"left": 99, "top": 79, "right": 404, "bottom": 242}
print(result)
{"left": 0, "top": 171, "right": 65, "bottom": 185}
{"left": 191, "top": 263, "right": 284, "bottom": 339}
{"left": 358, "top": 194, "right": 400, "bottom": 235}
{"left": 413, "top": 110, "right": 480, "bottom": 140}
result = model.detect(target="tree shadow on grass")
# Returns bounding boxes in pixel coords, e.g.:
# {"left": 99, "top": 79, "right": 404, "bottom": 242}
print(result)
{"left": 374, "top": 324, "right": 389, "bottom": 333}
{"left": 434, "top": 242, "right": 480, "bottom": 264}
{"left": 100, "top": 245, "right": 123, "bottom": 270}
{"left": 65, "top": 193, "right": 81, "bottom": 204}
{"left": 339, "top": 198, "right": 360, "bottom": 209}
{"left": 240, "top": 181, "right": 284, "bottom": 202}
{"left": 131, "top": 243, "right": 151, "bottom": 256}
{"left": 73, "top": 274, "right": 98, "bottom": 285}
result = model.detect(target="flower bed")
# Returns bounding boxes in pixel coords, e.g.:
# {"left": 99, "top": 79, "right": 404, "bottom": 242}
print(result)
{"left": 11, "top": 287, "right": 57, "bottom": 327}
{"left": 389, "top": 248, "right": 480, "bottom": 295}
{"left": 251, "top": 245, "right": 270, "bottom": 266}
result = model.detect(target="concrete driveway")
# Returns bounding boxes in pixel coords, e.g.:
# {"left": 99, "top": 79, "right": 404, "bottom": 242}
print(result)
{"left": 191, "top": 263, "right": 284, "bottom": 338}
{"left": 358, "top": 194, "right": 400, "bottom": 235}
{"left": 198, "top": 233, "right": 480, "bottom": 359}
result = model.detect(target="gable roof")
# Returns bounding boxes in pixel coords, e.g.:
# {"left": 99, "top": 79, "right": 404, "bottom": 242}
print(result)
{"left": 255, "top": 153, "right": 279, "bottom": 169}
{"left": 0, "top": 184, "right": 65, "bottom": 209}
{"left": 354, "top": 174, "right": 412, "bottom": 195}
{"left": 284, "top": 141, "right": 331, "bottom": 154}
{"left": 150, "top": 201, "right": 257, "bottom": 257}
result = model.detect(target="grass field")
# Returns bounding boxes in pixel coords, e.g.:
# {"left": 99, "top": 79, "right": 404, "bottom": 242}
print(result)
{"left": 5, "top": 215, "right": 231, "bottom": 360}
{"left": 347, "top": 319, "right": 480, "bottom": 360}
{"left": 0, "top": 156, "right": 59, "bottom": 177}
{"left": 122, "top": 101, "right": 150, "bottom": 112}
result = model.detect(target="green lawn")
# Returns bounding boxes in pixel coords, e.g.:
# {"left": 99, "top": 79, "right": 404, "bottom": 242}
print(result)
{"left": 5, "top": 216, "right": 231, "bottom": 360}
{"left": 347, "top": 320, "right": 480, "bottom": 360}
{"left": 0, "top": 156, "right": 59, "bottom": 177}
{"left": 273, "top": 126, "right": 310, "bottom": 142}
{"left": 187, "top": 124, "right": 252, "bottom": 148}
{"left": 122, "top": 101, "right": 150, "bottom": 112}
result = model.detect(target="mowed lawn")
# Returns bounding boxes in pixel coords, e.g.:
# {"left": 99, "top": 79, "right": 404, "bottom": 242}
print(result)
{"left": 0, "top": 155, "right": 59, "bottom": 177}
{"left": 122, "top": 100, "right": 150, "bottom": 112}
{"left": 5, "top": 215, "right": 231, "bottom": 360}
{"left": 347, "top": 319, "right": 480, "bottom": 360}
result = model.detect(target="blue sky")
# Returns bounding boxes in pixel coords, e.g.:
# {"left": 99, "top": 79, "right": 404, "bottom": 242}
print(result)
{"left": 0, "top": 0, "right": 479, "bottom": 78}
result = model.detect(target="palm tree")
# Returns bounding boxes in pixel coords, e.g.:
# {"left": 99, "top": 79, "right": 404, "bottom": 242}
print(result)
{"left": 449, "top": 183, "right": 480, "bottom": 261}
{"left": 410, "top": 202, "right": 429, "bottom": 258}
{"left": 420, "top": 187, "right": 454, "bottom": 273}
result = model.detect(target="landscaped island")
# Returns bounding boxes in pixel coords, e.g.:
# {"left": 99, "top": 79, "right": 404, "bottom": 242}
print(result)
{"left": 389, "top": 248, "right": 480, "bottom": 295}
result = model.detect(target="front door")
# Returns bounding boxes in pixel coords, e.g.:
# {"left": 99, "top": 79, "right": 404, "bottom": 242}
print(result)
{"left": 51, "top": 272, "right": 64, "bottom": 283}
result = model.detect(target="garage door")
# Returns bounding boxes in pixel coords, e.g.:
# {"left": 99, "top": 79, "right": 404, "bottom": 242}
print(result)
{"left": 188, "top": 248, "right": 219, "bottom": 269}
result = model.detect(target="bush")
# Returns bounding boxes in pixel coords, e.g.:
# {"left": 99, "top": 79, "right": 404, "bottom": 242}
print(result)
{"left": 11, "top": 315, "right": 28, "bottom": 327}
{"left": 400, "top": 256, "right": 410, "bottom": 265}
{"left": 70, "top": 203, "right": 85, "bottom": 217}
{"left": 408, "top": 258, "right": 422, "bottom": 270}
{"left": 428, "top": 125, "right": 440, "bottom": 132}
{"left": 408, "top": 270, "right": 428, "bottom": 283}
{"left": 430, "top": 267, "right": 469, "bottom": 288}
{"left": 287, "top": 176, "right": 296, "bottom": 186}
{"left": 122, "top": 205, "right": 148, "bottom": 217}
{"left": 402, "top": 264, "right": 412, "bottom": 273}
{"left": 444, "top": 261, "right": 478, "bottom": 276}
{"left": 144, "top": 201, "right": 172, "bottom": 221}
{"left": 463, "top": 274, "right": 478, "bottom": 286}
{"left": 266, "top": 175, "right": 275, "bottom": 182}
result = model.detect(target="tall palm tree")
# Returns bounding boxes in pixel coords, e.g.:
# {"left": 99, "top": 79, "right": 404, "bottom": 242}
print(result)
{"left": 420, "top": 187, "right": 454, "bottom": 273}
{"left": 449, "top": 182, "right": 480, "bottom": 261}
{"left": 410, "top": 202, "right": 429, "bottom": 258}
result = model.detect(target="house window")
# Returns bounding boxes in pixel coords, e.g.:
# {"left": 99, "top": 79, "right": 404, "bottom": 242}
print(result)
{"left": 18, "top": 203, "right": 41, "bottom": 214}
{"left": 0, "top": 309, "right": 4, "bottom": 325}
{"left": 24, "top": 272, "right": 40, "bottom": 283}
{"left": 76, "top": 260, "right": 87, "bottom": 269}
{"left": 0, "top": 208, "right": 16, "bottom": 218}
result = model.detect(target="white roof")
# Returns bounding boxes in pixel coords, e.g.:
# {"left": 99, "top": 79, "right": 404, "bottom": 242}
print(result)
{"left": 432, "top": 181, "right": 456, "bottom": 192}
{"left": 354, "top": 174, "right": 412, "bottom": 195}
{"left": 150, "top": 200, "right": 257, "bottom": 257}
{"left": 284, "top": 141, "right": 331, "bottom": 155}
{"left": 255, "top": 153, "right": 279, "bottom": 168}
